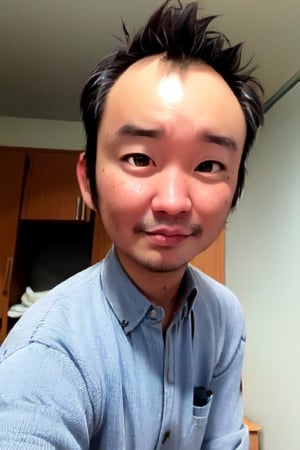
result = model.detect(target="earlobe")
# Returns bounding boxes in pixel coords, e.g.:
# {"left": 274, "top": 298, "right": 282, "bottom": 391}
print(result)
{"left": 76, "top": 152, "right": 96, "bottom": 211}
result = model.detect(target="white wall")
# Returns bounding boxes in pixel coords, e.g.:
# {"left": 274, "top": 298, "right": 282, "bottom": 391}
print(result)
{"left": 0, "top": 116, "right": 84, "bottom": 150}
{"left": 226, "top": 85, "right": 300, "bottom": 450}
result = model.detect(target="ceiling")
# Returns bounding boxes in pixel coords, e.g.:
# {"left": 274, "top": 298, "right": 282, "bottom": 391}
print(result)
{"left": 0, "top": 0, "right": 299, "bottom": 121}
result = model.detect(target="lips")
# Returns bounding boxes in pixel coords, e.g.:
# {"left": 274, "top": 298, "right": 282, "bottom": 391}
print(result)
{"left": 144, "top": 228, "right": 192, "bottom": 246}
{"left": 145, "top": 227, "right": 191, "bottom": 237}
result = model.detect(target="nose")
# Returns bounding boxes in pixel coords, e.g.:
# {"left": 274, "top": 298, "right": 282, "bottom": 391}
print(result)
{"left": 151, "top": 168, "right": 192, "bottom": 215}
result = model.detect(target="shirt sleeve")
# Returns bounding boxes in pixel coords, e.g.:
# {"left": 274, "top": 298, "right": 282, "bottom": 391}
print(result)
{"left": 202, "top": 293, "right": 249, "bottom": 450}
{"left": 0, "top": 342, "right": 94, "bottom": 450}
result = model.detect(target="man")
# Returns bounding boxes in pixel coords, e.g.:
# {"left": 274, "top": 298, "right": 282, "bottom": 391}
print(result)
{"left": 0, "top": 1, "right": 264, "bottom": 449}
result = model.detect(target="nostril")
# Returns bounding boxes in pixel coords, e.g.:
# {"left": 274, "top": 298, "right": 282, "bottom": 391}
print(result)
{"left": 150, "top": 171, "right": 192, "bottom": 214}
{"left": 151, "top": 196, "right": 192, "bottom": 215}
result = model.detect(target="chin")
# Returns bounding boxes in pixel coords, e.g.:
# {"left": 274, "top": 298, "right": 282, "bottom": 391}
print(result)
{"left": 140, "top": 260, "right": 187, "bottom": 273}
{"left": 133, "top": 250, "right": 190, "bottom": 274}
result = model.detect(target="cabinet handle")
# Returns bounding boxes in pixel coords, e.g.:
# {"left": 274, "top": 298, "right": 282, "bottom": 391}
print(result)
{"left": 80, "top": 201, "right": 86, "bottom": 221}
{"left": 75, "top": 197, "right": 81, "bottom": 220}
{"left": 3, "top": 257, "right": 13, "bottom": 296}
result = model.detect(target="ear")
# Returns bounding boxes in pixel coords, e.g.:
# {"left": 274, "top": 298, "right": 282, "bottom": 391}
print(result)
{"left": 76, "top": 152, "right": 96, "bottom": 211}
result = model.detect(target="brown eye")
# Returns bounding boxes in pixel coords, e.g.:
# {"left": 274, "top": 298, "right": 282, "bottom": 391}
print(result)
{"left": 196, "top": 161, "right": 224, "bottom": 173}
{"left": 126, "top": 154, "right": 152, "bottom": 167}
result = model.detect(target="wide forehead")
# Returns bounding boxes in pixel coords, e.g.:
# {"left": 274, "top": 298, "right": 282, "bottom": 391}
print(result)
{"left": 98, "top": 54, "right": 246, "bottom": 144}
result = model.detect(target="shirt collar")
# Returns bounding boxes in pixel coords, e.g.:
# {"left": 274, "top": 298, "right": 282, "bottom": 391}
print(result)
{"left": 100, "top": 247, "right": 198, "bottom": 334}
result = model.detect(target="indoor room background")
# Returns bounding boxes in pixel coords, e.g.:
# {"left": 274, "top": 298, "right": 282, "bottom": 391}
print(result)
{"left": 0, "top": 1, "right": 299, "bottom": 449}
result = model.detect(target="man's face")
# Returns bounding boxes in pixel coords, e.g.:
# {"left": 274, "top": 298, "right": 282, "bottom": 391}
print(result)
{"left": 93, "top": 56, "right": 246, "bottom": 275}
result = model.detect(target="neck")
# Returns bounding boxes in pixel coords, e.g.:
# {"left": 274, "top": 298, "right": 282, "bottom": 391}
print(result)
{"left": 116, "top": 250, "right": 187, "bottom": 330}
{"left": 137, "top": 272, "right": 184, "bottom": 332}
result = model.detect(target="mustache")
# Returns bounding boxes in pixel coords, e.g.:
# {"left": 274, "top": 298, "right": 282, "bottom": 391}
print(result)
{"left": 133, "top": 221, "right": 202, "bottom": 236}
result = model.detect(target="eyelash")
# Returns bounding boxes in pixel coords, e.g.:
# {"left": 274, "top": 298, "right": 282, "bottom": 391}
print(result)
{"left": 123, "top": 153, "right": 154, "bottom": 167}
{"left": 122, "top": 153, "right": 225, "bottom": 173}
{"left": 195, "top": 161, "right": 225, "bottom": 173}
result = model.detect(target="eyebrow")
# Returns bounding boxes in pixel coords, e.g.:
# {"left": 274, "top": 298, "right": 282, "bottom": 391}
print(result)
{"left": 200, "top": 132, "right": 238, "bottom": 152}
{"left": 116, "top": 123, "right": 238, "bottom": 151}
{"left": 116, "top": 124, "right": 163, "bottom": 139}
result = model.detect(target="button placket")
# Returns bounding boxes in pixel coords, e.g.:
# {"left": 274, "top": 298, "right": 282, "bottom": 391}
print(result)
{"left": 158, "top": 321, "right": 177, "bottom": 448}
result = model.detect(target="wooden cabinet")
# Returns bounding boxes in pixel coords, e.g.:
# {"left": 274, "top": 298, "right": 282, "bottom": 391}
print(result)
{"left": 0, "top": 150, "right": 26, "bottom": 342}
{"left": 21, "top": 150, "right": 88, "bottom": 221}
{"left": 0, "top": 147, "right": 110, "bottom": 342}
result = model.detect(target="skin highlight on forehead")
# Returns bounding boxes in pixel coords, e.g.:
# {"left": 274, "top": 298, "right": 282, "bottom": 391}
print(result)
{"left": 158, "top": 72, "right": 185, "bottom": 103}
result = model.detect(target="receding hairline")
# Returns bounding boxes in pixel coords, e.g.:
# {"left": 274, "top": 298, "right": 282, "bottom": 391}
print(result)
{"left": 104, "top": 53, "right": 244, "bottom": 119}
{"left": 116, "top": 51, "right": 216, "bottom": 74}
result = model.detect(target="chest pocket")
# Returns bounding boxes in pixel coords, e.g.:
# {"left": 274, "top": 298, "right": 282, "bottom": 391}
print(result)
{"left": 184, "top": 394, "right": 213, "bottom": 449}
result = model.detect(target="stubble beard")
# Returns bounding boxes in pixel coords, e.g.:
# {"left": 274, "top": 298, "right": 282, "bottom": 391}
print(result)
{"left": 135, "top": 254, "right": 188, "bottom": 273}
{"left": 131, "top": 221, "right": 203, "bottom": 273}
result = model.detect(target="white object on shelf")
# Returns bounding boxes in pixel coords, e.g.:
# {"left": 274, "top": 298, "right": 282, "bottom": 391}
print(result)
{"left": 7, "top": 286, "right": 49, "bottom": 318}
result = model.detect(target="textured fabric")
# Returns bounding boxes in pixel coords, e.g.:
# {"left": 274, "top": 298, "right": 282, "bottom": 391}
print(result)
{"left": 0, "top": 248, "right": 249, "bottom": 449}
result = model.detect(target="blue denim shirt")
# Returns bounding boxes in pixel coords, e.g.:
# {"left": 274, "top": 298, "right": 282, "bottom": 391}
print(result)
{"left": 0, "top": 248, "right": 248, "bottom": 449}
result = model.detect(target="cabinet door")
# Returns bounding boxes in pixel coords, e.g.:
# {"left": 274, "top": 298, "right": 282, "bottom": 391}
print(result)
{"left": 90, "top": 213, "right": 112, "bottom": 265}
{"left": 191, "top": 231, "right": 224, "bottom": 283}
{"left": 0, "top": 150, "right": 26, "bottom": 342}
{"left": 21, "top": 150, "right": 88, "bottom": 221}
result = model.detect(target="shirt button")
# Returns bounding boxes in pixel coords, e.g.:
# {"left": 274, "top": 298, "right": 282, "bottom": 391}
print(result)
{"left": 162, "top": 430, "right": 170, "bottom": 444}
{"left": 121, "top": 319, "right": 129, "bottom": 328}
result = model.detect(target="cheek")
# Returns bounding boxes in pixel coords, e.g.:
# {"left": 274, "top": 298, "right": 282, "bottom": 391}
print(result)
{"left": 97, "top": 173, "right": 147, "bottom": 215}
{"left": 194, "top": 185, "right": 233, "bottom": 218}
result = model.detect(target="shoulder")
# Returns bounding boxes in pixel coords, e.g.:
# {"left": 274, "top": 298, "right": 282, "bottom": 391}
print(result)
{"left": 1, "top": 262, "right": 104, "bottom": 358}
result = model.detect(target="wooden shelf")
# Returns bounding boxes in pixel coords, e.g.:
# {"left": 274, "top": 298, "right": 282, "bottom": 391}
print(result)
{"left": 244, "top": 417, "right": 262, "bottom": 450}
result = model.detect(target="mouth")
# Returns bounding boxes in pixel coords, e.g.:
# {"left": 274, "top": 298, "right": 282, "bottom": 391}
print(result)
{"left": 144, "top": 228, "right": 193, "bottom": 246}
{"left": 146, "top": 228, "right": 191, "bottom": 237}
